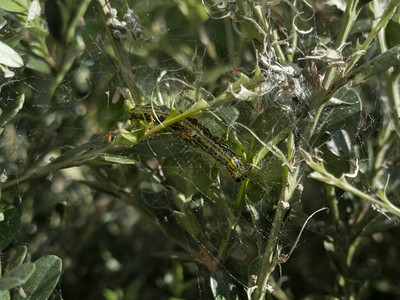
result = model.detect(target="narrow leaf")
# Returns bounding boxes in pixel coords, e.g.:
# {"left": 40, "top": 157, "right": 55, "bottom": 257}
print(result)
{"left": 90, "top": 154, "right": 137, "bottom": 165}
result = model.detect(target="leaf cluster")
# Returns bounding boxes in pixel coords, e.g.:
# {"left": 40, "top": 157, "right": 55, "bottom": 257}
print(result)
{"left": 0, "top": 0, "right": 400, "bottom": 299}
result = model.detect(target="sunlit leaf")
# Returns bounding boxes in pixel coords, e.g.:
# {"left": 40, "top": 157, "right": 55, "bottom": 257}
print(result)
{"left": 0, "top": 41, "right": 23, "bottom": 68}
{"left": 0, "top": 65, "right": 15, "bottom": 78}
{"left": 0, "top": 12, "right": 7, "bottom": 30}
{"left": 230, "top": 85, "right": 259, "bottom": 102}
{"left": 0, "top": 290, "right": 10, "bottom": 300}
{"left": 26, "top": 0, "right": 41, "bottom": 23}
{"left": 0, "top": 0, "right": 29, "bottom": 13}
{"left": 90, "top": 154, "right": 137, "bottom": 165}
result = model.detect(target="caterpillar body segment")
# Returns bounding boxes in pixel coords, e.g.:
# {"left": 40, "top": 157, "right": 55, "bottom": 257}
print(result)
{"left": 130, "top": 105, "right": 248, "bottom": 181}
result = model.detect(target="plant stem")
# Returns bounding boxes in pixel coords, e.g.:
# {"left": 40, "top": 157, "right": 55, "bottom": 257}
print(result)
{"left": 65, "top": 0, "right": 92, "bottom": 44}
{"left": 253, "top": 5, "right": 285, "bottom": 63}
{"left": 46, "top": 51, "right": 79, "bottom": 103}
{"left": 310, "top": 168, "right": 400, "bottom": 217}
{"left": 252, "top": 133, "right": 298, "bottom": 299}
{"left": 0, "top": 144, "right": 117, "bottom": 190}
{"left": 45, "top": 0, "right": 92, "bottom": 103}
{"left": 326, "top": 185, "right": 339, "bottom": 224}
{"left": 322, "top": 0, "right": 361, "bottom": 91}
{"left": 287, "top": 29, "right": 298, "bottom": 63}
{"left": 299, "top": 90, "right": 329, "bottom": 148}
{"left": 224, "top": 17, "right": 237, "bottom": 65}
{"left": 252, "top": 164, "right": 291, "bottom": 300}
{"left": 250, "top": 133, "right": 299, "bottom": 300}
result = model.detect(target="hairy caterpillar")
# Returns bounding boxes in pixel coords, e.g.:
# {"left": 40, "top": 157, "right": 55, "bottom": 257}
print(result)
{"left": 129, "top": 105, "right": 248, "bottom": 182}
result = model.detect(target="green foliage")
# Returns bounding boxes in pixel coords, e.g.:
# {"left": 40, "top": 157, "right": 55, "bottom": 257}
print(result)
{"left": 210, "top": 270, "right": 239, "bottom": 300}
{"left": 0, "top": 263, "right": 35, "bottom": 291}
{"left": 12, "top": 256, "right": 62, "bottom": 300}
{"left": 0, "top": 201, "right": 20, "bottom": 253}
{"left": 0, "top": 0, "right": 400, "bottom": 299}
{"left": 0, "top": 255, "right": 61, "bottom": 300}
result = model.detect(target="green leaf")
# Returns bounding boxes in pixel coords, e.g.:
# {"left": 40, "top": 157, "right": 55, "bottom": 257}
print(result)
{"left": 0, "top": 0, "right": 29, "bottom": 13}
{"left": 235, "top": 15, "right": 264, "bottom": 44}
{"left": 51, "top": 140, "right": 108, "bottom": 164}
{"left": 323, "top": 240, "right": 335, "bottom": 252}
{"left": 210, "top": 270, "right": 239, "bottom": 300}
{"left": 184, "top": 99, "right": 209, "bottom": 116}
{"left": 326, "top": 129, "right": 352, "bottom": 158}
{"left": 0, "top": 65, "right": 15, "bottom": 78}
{"left": 0, "top": 11, "right": 7, "bottom": 30}
{"left": 325, "top": 0, "right": 346, "bottom": 11}
{"left": 229, "top": 85, "right": 259, "bottom": 102}
{"left": 219, "top": 107, "right": 240, "bottom": 126}
{"left": 0, "top": 41, "right": 23, "bottom": 68}
{"left": 351, "top": 18, "right": 372, "bottom": 35}
{"left": 128, "top": 135, "right": 186, "bottom": 157}
{"left": 0, "top": 203, "right": 21, "bottom": 252}
{"left": 0, "top": 94, "right": 25, "bottom": 129}
{"left": 324, "top": 87, "right": 361, "bottom": 138}
{"left": 251, "top": 106, "right": 291, "bottom": 150}
{"left": 26, "top": 0, "right": 41, "bottom": 23}
{"left": 102, "top": 289, "right": 118, "bottom": 300}
{"left": 0, "top": 263, "right": 35, "bottom": 291}
{"left": 2, "top": 34, "right": 22, "bottom": 50}
{"left": 177, "top": 0, "right": 208, "bottom": 26}
{"left": 25, "top": 56, "right": 51, "bottom": 74}
{"left": 249, "top": 106, "right": 293, "bottom": 166}
{"left": 12, "top": 255, "right": 62, "bottom": 300}
{"left": 163, "top": 152, "right": 217, "bottom": 196}
{"left": 356, "top": 0, "right": 373, "bottom": 13}
{"left": 173, "top": 211, "right": 202, "bottom": 238}
{"left": 342, "top": 44, "right": 400, "bottom": 85}
{"left": 354, "top": 259, "right": 380, "bottom": 282}
{"left": 7, "top": 246, "right": 28, "bottom": 272}
{"left": 385, "top": 20, "right": 400, "bottom": 49}
{"left": 0, "top": 290, "right": 10, "bottom": 300}
{"left": 113, "top": 131, "right": 140, "bottom": 146}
